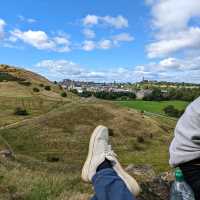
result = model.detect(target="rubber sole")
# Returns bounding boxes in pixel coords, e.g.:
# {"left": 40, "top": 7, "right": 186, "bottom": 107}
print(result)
{"left": 113, "top": 159, "right": 141, "bottom": 196}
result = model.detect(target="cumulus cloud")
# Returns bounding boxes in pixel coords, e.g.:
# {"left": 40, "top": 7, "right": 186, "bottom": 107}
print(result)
{"left": 36, "top": 60, "right": 84, "bottom": 76}
{"left": 10, "top": 29, "right": 70, "bottom": 52}
{"left": 147, "top": 27, "right": 200, "bottom": 58}
{"left": 82, "top": 40, "right": 96, "bottom": 51}
{"left": 81, "top": 33, "right": 134, "bottom": 51}
{"left": 147, "top": 0, "right": 200, "bottom": 58}
{"left": 83, "top": 15, "right": 128, "bottom": 29}
{"left": 0, "top": 19, "right": 6, "bottom": 39}
{"left": 83, "top": 15, "right": 99, "bottom": 26}
{"left": 98, "top": 39, "right": 112, "bottom": 49}
{"left": 112, "top": 33, "right": 134, "bottom": 44}
{"left": 151, "top": 0, "right": 200, "bottom": 32}
{"left": 82, "top": 28, "right": 95, "bottom": 39}
{"left": 35, "top": 58, "right": 200, "bottom": 83}
{"left": 18, "top": 15, "right": 37, "bottom": 23}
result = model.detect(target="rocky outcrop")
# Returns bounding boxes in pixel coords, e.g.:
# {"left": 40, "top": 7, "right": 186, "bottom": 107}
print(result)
{"left": 126, "top": 164, "right": 174, "bottom": 200}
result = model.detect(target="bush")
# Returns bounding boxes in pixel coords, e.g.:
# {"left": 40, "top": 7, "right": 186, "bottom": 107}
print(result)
{"left": 70, "top": 89, "right": 78, "bottom": 94}
{"left": 44, "top": 85, "right": 51, "bottom": 91}
{"left": 47, "top": 155, "right": 60, "bottom": 162}
{"left": 33, "top": 87, "right": 40, "bottom": 92}
{"left": 108, "top": 128, "right": 114, "bottom": 137}
{"left": 14, "top": 107, "right": 29, "bottom": 116}
{"left": 18, "top": 81, "right": 31, "bottom": 86}
{"left": 61, "top": 91, "right": 67, "bottom": 97}
{"left": 39, "top": 83, "right": 44, "bottom": 87}
{"left": 137, "top": 136, "right": 145, "bottom": 143}
{"left": 163, "top": 105, "right": 183, "bottom": 118}
{"left": 79, "top": 91, "right": 92, "bottom": 98}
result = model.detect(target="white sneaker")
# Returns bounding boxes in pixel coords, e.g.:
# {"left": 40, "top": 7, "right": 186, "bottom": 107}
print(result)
{"left": 81, "top": 125, "right": 141, "bottom": 197}
{"left": 81, "top": 125, "right": 110, "bottom": 182}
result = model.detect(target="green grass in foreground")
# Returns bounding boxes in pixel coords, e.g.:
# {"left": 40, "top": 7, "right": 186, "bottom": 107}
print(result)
{"left": 117, "top": 100, "right": 189, "bottom": 115}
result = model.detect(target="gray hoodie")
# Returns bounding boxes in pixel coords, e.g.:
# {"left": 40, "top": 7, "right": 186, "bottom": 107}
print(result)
{"left": 169, "top": 96, "right": 200, "bottom": 167}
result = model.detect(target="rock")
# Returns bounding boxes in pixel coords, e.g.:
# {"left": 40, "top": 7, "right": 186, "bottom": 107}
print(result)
{"left": 125, "top": 164, "right": 174, "bottom": 200}
{"left": 126, "top": 164, "right": 156, "bottom": 181}
{"left": 0, "top": 149, "right": 13, "bottom": 158}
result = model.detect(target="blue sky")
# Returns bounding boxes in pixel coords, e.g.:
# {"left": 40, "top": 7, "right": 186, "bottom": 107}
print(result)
{"left": 0, "top": 0, "right": 200, "bottom": 83}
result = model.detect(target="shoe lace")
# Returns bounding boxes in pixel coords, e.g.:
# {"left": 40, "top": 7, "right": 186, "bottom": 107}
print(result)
{"left": 104, "top": 145, "right": 117, "bottom": 158}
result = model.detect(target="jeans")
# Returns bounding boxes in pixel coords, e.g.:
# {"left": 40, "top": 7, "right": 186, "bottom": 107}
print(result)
{"left": 91, "top": 168, "right": 136, "bottom": 200}
{"left": 179, "top": 158, "right": 200, "bottom": 200}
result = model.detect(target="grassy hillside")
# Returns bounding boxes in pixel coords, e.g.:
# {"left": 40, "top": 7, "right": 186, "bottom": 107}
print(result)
{"left": 0, "top": 65, "right": 176, "bottom": 199}
{"left": 117, "top": 100, "right": 189, "bottom": 115}
{"left": 0, "top": 100, "right": 175, "bottom": 199}
{"left": 0, "top": 65, "right": 74, "bottom": 127}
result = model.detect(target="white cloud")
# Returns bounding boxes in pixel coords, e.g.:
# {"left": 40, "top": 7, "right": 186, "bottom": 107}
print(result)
{"left": 0, "top": 19, "right": 6, "bottom": 39}
{"left": 18, "top": 15, "right": 37, "bottom": 23}
{"left": 10, "top": 29, "right": 71, "bottom": 52}
{"left": 82, "top": 15, "right": 128, "bottom": 29}
{"left": 82, "top": 40, "right": 96, "bottom": 51}
{"left": 35, "top": 58, "right": 200, "bottom": 83}
{"left": 151, "top": 0, "right": 200, "bottom": 32}
{"left": 147, "top": 0, "right": 200, "bottom": 58}
{"left": 53, "top": 36, "right": 70, "bottom": 45}
{"left": 83, "top": 15, "right": 99, "bottom": 26}
{"left": 82, "top": 28, "right": 95, "bottom": 39}
{"left": 98, "top": 39, "right": 112, "bottom": 49}
{"left": 112, "top": 33, "right": 134, "bottom": 44}
{"left": 36, "top": 60, "right": 84, "bottom": 76}
{"left": 11, "top": 29, "right": 55, "bottom": 49}
{"left": 101, "top": 15, "right": 128, "bottom": 29}
{"left": 147, "top": 27, "right": 200, "bottom": 58}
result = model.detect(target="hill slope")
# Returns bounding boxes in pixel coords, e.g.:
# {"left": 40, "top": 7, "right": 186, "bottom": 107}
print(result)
{"left": 0, "top": 99, "right": 174, "bottom": 199}
{"left": 0, "top": 64, "right": 72, "bottom": 127}
{"left": 0, "top": 65, "right": 175, "bottom": 199}
{"left": 0, "top": 64, "right": 50, "bottom": 84}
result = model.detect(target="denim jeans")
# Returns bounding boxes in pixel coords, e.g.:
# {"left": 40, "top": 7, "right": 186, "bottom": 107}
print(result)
{"left": 91, "top": 168, "right": 136, "bottom": 200}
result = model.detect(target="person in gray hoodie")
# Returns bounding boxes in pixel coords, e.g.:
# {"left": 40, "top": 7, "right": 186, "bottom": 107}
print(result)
{"left": 170, "top": 96, "right": 200, "bottom": 199}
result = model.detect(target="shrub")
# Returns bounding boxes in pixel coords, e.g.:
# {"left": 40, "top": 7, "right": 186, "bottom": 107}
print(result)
{"left": 47, "top": 155, "right": 60, "bottom": 162}
{"left": 70, "top": 89, "right": 78, "bottom": 94}
{"left": 44, "top": 85, "right": 51, "bottom": 91}
{"left": 163, "top": 105, "right": 183, "bottom": 118}
{"left": 108, "top": 128, "right": 114, "bottom": 137}
{"left": 137, "top": 136, "right": 145, "bottom": 143}
{"left": 33, "top": 87, "right": 40, "bottom": 92}
{"left": 0, "top": 72, "right": 20, "bottom": 82}
{"left": 79, "top": 91, "right": 92, "bottom": 98}
{"left": 58, "top": 84, "right": 63, "bottom": 90}
{"left": 18, "top": 81, "right": 31, "bottom": 86}
{"left": 14, "top": 107, "right": 29, "bottom": 116}
{"left": 39, "top": 83, "right": 44, "bottom": 87}
{"left": 61, "top": 91, "right": 67, "bottom": 97}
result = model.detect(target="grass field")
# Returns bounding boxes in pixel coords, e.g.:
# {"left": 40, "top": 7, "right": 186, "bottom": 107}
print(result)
{"left": 117, "top": 100, "right": 189, "bottom": 115}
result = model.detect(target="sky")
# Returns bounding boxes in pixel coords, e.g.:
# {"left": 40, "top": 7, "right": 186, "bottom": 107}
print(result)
{"left": 0, "top": 0, "right": 200, "bottom": 83}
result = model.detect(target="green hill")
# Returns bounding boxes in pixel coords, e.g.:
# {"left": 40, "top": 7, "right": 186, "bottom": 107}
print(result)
{"left": 0, "top": 65, "right": 175, "bottom": 199}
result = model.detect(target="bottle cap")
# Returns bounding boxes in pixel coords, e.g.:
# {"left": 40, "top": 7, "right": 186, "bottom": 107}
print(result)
{"left": 175, "top": 168, "right": 184, "bottom": 182}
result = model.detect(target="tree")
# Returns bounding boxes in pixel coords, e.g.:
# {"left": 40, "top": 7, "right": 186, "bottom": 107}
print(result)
{"left": 44, "top": 85, "right": 51, "bottom": 91}
{"left": 14, "top": 107, "right": 29, "bottom": 116}
{"left": 61, "top": 91, "right": 67, "bottom": 97}
{"left": 163, "top": 105, "right": 183, "bottom": 118}
{"left": 33, "top": 87, "right": 40, "bottom": 92}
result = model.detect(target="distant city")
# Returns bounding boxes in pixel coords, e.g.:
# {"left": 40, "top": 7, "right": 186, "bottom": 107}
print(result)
{"left": 60, "top": 78, "right": 200, "bottom": 99}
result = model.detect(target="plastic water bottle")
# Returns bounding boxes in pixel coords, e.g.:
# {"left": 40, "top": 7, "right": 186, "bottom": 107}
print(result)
{"left": 170, "top": 168, "right": 195, "bottom": 200}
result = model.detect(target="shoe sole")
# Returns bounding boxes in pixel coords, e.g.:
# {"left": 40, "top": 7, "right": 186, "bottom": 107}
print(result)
{"left": 113, "top": 159, "right": 141, "bottom": 196}
{"left": 81, "top": 125, "right": 108, "bottom": 182}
